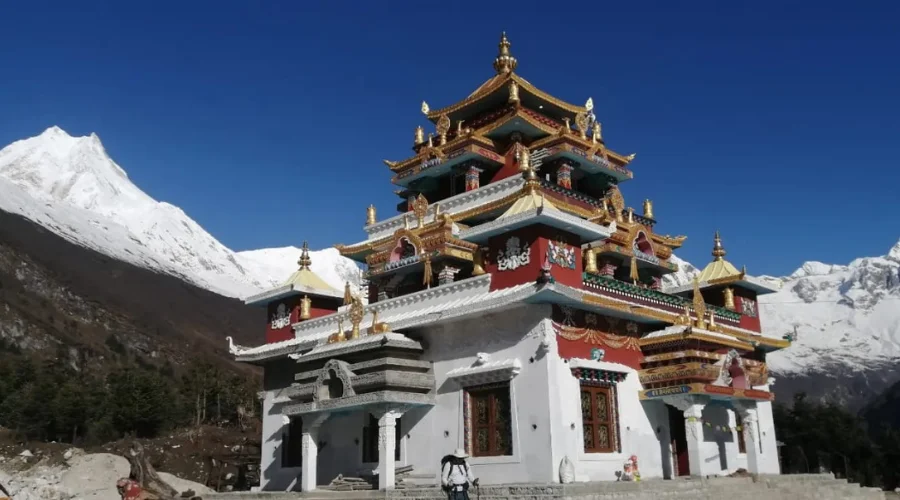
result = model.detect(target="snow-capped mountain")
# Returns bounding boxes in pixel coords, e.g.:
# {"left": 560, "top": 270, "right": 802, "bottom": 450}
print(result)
{"left": 666, "top": 241, "right": 900, "bottom": 377}
{"left": 0, "top": 126, "right": 359, "bottom": 298}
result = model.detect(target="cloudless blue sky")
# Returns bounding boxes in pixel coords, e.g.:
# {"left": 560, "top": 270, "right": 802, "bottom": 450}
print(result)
{"left": 2, "top": 1, "right": 899, "bottom": 276}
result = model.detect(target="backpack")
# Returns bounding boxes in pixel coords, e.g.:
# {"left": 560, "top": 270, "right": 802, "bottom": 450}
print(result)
{"left": 440, "top": 455, "right": 471, "bottom": 491}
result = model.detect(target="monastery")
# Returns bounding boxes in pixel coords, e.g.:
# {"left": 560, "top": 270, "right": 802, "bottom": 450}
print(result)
{"left": 229, "top": 33, "right": 789, "bottom": 493}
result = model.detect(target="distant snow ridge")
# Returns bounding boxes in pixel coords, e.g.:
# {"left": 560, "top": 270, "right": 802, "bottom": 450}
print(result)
{"left": 0, "top": 127, "right": 360, "bottom": 298}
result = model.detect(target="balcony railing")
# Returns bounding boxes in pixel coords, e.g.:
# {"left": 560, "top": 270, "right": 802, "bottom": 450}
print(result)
{"left": 582, "top": 273, "right": 742, "bottom": 322}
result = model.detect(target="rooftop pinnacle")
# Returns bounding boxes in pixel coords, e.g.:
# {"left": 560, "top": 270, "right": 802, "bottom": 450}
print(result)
{"left": 298, "top": 241, "right": 312, "bottom": 270}
{"left": 493, "top": 32, "right": 518, "bottom": 75}
{"left": 712, "top": 231, "right": 726, "bottom": 260}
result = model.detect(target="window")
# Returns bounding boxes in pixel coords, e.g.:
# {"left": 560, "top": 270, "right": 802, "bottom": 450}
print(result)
{"left": 362, "top": 414, "right": 401, "bottom": 463}
{"left": 468, "top": 384, "right": 513, "bottom": 457}
{"left": 282, "top": 417, "right": 304, "bottom": 467}
{"left": 581, "top": 385, "right": 618, "bottom": 453}
{"left": 736, "top": 414, "right": 747, "bottom": 454}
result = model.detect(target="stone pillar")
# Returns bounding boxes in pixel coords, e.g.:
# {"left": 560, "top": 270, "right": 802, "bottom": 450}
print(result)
{"left": 683, "top": 403, "right": 705, "bottom": 478}
{"left": 300, "top": 414, "right": 329, "bottom": 492}
{"left": 738, "top": 405, "right": 761, "bottom": 475}
{"left": 376, "top": 410, "right": 404, "bottom": 490}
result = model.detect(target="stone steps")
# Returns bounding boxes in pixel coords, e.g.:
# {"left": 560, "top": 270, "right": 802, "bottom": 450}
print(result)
{"left": 203, "top": 473, "right": 886, "bottom": 500}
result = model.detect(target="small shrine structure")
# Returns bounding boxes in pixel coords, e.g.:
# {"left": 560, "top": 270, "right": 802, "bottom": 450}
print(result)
{"left": 230, "top": 33, "right": 789, "bottom": 492}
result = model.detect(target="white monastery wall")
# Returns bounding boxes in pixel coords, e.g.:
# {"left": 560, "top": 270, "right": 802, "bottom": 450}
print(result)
{"left": 546, "top": 332, "right": 671, "bottom": 482}
{"left": 404, "top": 303, "right": 557, "bottom": 485}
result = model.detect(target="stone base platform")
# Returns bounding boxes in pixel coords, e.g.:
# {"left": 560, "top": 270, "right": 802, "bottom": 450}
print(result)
{"left": 204, "top": 474, "right": 885, "bottom": 500}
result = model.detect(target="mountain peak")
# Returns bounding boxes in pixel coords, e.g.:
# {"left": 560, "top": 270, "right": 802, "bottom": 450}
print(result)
{"left": 40, "top": 125, "right": 72, "bottom": 138}
{"left": 890, "top": 239, "right": 900, "bottom": 261}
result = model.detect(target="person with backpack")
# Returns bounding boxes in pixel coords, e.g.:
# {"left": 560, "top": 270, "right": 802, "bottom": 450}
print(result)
{"left": 441, "top": 448, "right": 479, "bottom": 500}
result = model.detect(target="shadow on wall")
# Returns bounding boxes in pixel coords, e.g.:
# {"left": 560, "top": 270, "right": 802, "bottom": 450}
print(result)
{"left": 263, "top": 400, "right": 300, "bottom": 492}
{"left": 702, "top": 403, "right": 734, "bottom": 472}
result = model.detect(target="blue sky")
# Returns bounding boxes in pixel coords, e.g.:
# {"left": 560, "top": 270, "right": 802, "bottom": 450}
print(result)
{"left": 1, "top": 1, "right": 898, "bottom": 276}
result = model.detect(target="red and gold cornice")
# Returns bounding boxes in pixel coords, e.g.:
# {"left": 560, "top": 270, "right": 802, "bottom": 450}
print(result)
{"left": 580, "top": 293, "right": 789, "bottom": 350}
{"left": 528, "top": 133, "right": 633, "bottom": 170}
{"left": 385, "top": 135, "right": 497, "bottom": 173}
{"left": 639, "top": 330, "right": 754, "bottom": 352}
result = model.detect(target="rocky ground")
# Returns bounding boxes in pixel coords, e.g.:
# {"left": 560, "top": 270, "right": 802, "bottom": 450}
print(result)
{"left": 0, "top": 425, "right": 261, "bottom": 498}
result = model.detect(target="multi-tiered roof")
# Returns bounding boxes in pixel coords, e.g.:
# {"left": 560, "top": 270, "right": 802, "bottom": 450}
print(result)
{"left": 234, "top": 34, "right": 789, "bottom": 402}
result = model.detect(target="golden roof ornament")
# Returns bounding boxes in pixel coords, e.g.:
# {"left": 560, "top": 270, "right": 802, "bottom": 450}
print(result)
{"left": 712, "top": 231, "right": 726, "bottom": 260}
{"left": 343, "top": 281, "right": 352, "bottom": 305}
{"left": 366, "top": 204, "right": 377, "bottom": 226}
{"left": 692, "top": 277, "right": 707, "bottom": 330}
{"left": 625, "top": 153, "right": 637, "bottom": 163}
{"left": 592, "top": 122, "right": 602, "bottom": 143}
{"left": 335, "top": 317, "right": 346, "bottom": 342}
{"left": 723, "top": 287, "right": 736, "bottom": 311}
{"left": 608, "top": 185, "right": 625, "bottom": 222}
{"left": 472, "top": 247, "right": 487, "bottom": 276}
{"left": 421, "top": 101, "right": 430, "bottom": 115}
{"left": 562, "top": 117, "right": 571, "bottom": 134}
{"left": 436, "top": 114, "right": 451, "bottom": 145}
{"left": 643, "top": 199, "right": 654, "bottom": 219}
{"left": 517, "top": 145, "right": 531, "bottom": 172}
{"left": 427, "top": 133, "right": 434, "bottom": 148}
{"left": 456, "top": 120, "right": 465, "bottom": 136}
{"left": 493, "top": 32, "right": 518, "bottom": 75}
{"left": 584, "top": 245, "right": 598, "bottom": 274}
{"left": 585, "top": 97, "right": 594, "bottom": 112}
{"left": 627, "top": 208, "right": 634, "bottom": 224}
{"left": 575, "top": 112, "right": 589, "bottom": 139}
{"left": 298, "top": 241, "right": 312, "bottom": 270}
{"left": 413, "top": 193, "right": 429, "bottom": 228}
{"left": 414, "top": 125, "right": 424, "bottom": 146}
{"left": 300, "top": 295, "right": 311, "bottom": 320}
{"left": 508, "top": 80, "right": 520, "bottom": 104}
{"left": 383, "top": 159, "right": 399, "bottom": 168}
{"left": 349, "top": 295, "right": 364, "bottom": 340}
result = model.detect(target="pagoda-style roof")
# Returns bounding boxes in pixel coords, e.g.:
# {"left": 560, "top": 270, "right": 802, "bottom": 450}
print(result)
{"left": 244, "top": 242, "right": 343, "bottom": 306}
{"left": 666, "top": 233, "right": 780, "bottom": 295}
{"left": 423, "top": 34, "right": 586, "bottom": 126}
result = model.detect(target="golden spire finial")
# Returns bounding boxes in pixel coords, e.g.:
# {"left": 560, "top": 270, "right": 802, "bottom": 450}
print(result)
{"left": 493, "top": 32, "right": 518, "bottom": 75}
{"left": 692, "top": 277, "right": 707, "bottom": 329}
{"left": 298, "top": 241, "right": 312, "bottom": 270}
{"left": 343, "top": 281, "right": 352, "bottom": 305}
{"left": 712, "top": 231, "right": 726, "bottom": 261}
{"left": 366, "top": 204, "right": 377, "bottom": 226}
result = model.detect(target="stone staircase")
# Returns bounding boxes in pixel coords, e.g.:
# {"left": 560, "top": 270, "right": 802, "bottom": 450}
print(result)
{"left": 203, "top": 473, "right": 885, "bottom": 500}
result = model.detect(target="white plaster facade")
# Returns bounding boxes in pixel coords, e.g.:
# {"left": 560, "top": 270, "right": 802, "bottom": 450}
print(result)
{"left": 255, "top": 302, "right": 781, "bottom": 491}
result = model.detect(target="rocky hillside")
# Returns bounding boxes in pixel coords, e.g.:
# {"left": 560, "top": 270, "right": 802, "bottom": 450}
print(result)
{"left": 0, "top": 205, "right": 262, "bottom": 371}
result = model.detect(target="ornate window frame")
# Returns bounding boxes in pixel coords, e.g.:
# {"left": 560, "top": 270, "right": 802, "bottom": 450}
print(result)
{"left": 568, "top": 359, "right": 628, "bottom": 462}
{"left": 450, "top": 357, "right": 522, "bottom": 466}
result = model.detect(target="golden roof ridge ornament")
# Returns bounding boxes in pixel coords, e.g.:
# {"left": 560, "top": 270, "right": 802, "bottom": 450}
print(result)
{"left": 712, "top": 231, "right": 726, "bottom": 261}
{"left": 493, "top": 32, "right": 518, "bottom": 75}
{"left": 298, "top": 241, "right": 312, "bottom": 270}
